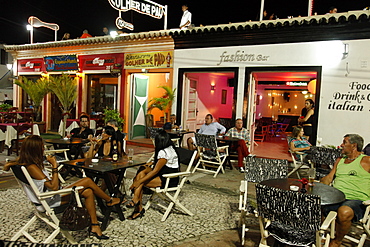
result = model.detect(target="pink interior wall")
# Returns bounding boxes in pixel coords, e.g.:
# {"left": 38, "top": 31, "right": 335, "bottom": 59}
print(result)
{"left": 188, "top": 73, "right": 234, "bottom": 122}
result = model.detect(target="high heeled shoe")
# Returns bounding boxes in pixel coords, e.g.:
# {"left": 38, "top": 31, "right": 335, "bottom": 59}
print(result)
{"left": 106, "top": 196, "right": 124, "bottom": 207}
{"left": 126, "top": 200, "right": 139, "bottom": 208}
{"left": 128, "top": 208, "right": 145, "bottom": 220}
{"left": 89, "top": 223, "right": 109, "bottom": 240}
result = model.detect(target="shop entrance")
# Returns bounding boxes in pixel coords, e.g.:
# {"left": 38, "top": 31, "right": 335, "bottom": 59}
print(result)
{"left": 87, "top": 74, "right": 118, "bottom": 114}
{"left": 246, "top": 66, "right": 321, "bottom": 153}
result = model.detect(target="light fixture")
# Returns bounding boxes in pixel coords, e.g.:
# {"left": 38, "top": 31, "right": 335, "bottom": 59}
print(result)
{"left": 110, "top": 31, "right": 118, "bottom": 38}
{"left": 26, "top": 24, "right": 33, "bottom": 31}
{"left": 141, "top": 69, "right": 148, "bottom": 73}
{"left": 211, "top": 85, "right": 215, "bottom": 92}
{"left": 307, "top": 79, "right": 316, "bottom": 94}
{"left": 302, "top": 90, "right": 308, "bottom": 95}
{"left": 6, "top": 64, "right": 13, "bottom": 70}
{"left": 342, "top": 43, "right": 349, "bottom": 59}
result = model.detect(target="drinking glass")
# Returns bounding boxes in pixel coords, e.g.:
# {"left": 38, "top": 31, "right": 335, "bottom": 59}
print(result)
{"left": 128, "top": 148, "right": 134, "bottom": 162}
{"left": 308, "top": 168, "right": 316, "bottom": 185}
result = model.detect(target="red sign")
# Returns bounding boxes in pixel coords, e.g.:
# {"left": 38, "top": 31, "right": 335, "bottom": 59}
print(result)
{"left": 18, "top": 58, "right": 45, "bottom": 72}
{"left": 79, "top": 54, "right": 124, "bottom": 71}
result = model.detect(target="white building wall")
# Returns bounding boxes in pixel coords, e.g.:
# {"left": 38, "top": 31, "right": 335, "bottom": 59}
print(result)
{"left": 174, "top": 39, "right": 370, "bottom": 147}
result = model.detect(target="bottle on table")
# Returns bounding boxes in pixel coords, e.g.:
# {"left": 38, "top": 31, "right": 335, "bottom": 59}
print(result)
{"left": 112, "top": 144, "right": 118, "bottom": 162}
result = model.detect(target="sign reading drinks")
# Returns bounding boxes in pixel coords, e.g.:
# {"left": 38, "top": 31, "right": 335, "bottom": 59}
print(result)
{"left": 124, "top": 51, "right": 173, "bottom": 69}
{"left": 44, "top": 55, "right": 78, "bottom": 71}
{"left": 108, "top": 0, "right": 167, "bottom": 30}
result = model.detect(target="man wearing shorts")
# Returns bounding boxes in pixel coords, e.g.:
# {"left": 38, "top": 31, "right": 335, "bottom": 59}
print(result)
{"left": 321, "top": 134, "right": 370, "bottom": 247}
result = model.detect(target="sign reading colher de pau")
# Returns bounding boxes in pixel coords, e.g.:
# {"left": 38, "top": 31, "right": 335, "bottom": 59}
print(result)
{"left": 124, "top": 51, "right": 173, "bottom": 69}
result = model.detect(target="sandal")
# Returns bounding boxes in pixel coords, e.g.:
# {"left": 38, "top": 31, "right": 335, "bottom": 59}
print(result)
{"left": 106, "top": 196, "right": 123, "bottom": 207}
{"left": 127, "top": 208, "right": 145, "bottom": 220}
{"left": 125, "top": 200, "right": 138, "bottom": 208}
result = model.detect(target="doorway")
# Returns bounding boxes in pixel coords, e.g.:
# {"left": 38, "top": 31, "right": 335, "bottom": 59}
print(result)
{"left": 246, "top": 67, "right": 322, "bottom": 147}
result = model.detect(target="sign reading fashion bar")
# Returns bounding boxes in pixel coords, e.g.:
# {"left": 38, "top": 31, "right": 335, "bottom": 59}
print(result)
{"left": 108, "top": 0, "right": 167, "bottom": 30}
{"left": 44, "top": 55, "right": 78, "bottom": 72}
{"left": 124, "top": 51, "right": 173, "bottom": 69}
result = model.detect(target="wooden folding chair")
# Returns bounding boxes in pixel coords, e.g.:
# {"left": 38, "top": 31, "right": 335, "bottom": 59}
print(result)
{"left": 144, "top": 148, "right": 197, "bottom": 221}
{"left": 192, "top": 133, "right": 229, "bottom": 178}
{"left": 256, "top": 183, "right": 337, "bottom": 247}
{"left": 10, "top": 165, "right": 84, "bottom": 244}
{"left": 239, "top": 157, "right": 288, "bottom": 245}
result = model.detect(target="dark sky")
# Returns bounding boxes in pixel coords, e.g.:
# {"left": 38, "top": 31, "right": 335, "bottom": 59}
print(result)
{"left": 0, "top": 0, "right": 367, "bottom": 45}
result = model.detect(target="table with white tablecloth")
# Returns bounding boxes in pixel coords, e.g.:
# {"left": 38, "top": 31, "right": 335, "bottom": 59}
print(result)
{"left": 0, "top": 123, "right": 40, "bottom": 147}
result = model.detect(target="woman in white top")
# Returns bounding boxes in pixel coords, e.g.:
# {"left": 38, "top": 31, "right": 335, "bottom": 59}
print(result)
{"left": 4, "top": 135, "right": 122, "bottom": 240}
{"left": 128, "top": 129, "right": 180, "bottom": 220}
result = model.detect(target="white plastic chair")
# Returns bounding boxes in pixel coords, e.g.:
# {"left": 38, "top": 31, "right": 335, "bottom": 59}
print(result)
{"left": 344, "top": 200, "right": 370, "bottom": 246}
{"left": 10, "top": 165, "right": 84, "bottom": 244}
{"left": 44, "top": 148, "right": 70, "bottom": 183}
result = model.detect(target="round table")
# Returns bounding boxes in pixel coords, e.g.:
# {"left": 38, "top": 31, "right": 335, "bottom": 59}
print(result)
{"left": 260, "top": 178, "right": 346, "bottom": 205}
{"left": 44, "top": 138, "right": 89, "bottom": 160}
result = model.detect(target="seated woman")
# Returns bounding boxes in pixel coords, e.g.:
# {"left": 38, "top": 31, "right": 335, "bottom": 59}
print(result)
{"left": 289, "top": 126, "right": 312, "bottom": 162}
{"left": 85, "top": 126, "right": 122, "bottom": 158}
{"left": 3, "top": 135, "right": 122, "bottom": 240}
{"left": 128, "top": 129, "right": 180, "bottom": 220}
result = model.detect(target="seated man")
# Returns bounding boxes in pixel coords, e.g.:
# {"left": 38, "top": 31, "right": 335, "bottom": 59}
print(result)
{"left": 225, "top": 118, "right": 250, "bottom": 172}
{"left": 321, "top": 134, "right": 370, "bottom": 247}
{"left": 187, "top": 114, "right": 226, "bottom": 151}
{"left": 163, "top": 114, "right": 179, "bottom": 130}
{"left": 70, "top": 115, "right": 94, "bottom": 140}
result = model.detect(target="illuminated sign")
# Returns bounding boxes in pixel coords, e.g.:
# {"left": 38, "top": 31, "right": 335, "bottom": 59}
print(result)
{"left": 44, "top": 55, "right": 79, "bottom": 72}
{"left": 18, "top": 58, "right": 45, "bottom": 72}
{"left": 286, "top": 82, "right": 308, "bottom": 86}
{"left": 124, "top": 51, "right": 173, "bottom": 69}
{"left": 108, "top": 0, "right": 167, "bottom": 30}
{"left": 79, "top": 54, "right": 124, "bottom": 71}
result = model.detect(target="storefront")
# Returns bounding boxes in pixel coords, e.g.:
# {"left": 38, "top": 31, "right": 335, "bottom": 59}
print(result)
{"left": 5, "top": 33, "right": 173, "bottom": 134}
{"left": 171, "top": 11, "right": 370, "bottom": 147}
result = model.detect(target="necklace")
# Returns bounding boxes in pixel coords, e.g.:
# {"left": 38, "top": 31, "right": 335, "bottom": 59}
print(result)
{"left": 346, "top": 154, "right": 360, "bottom": 161}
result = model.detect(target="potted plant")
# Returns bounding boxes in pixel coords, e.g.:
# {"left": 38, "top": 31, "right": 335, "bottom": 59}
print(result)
{"left": 0, "top": 103, "right": 12, "bottom": 112}
{"left": 48, "top": 74, "right": 77, "bottom": 136}
{"left": 147, "top": 85, "right": 176, "bottom": 124}
{"left": 103, "top": 109, "right": 124, "bottom": 131}
{"left": 14, "top": 76, "right": 50, "bottom": 123}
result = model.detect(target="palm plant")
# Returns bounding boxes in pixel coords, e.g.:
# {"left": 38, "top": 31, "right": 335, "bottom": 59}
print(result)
{"left": 14, "top": 76, "right": 50, "bottom": 122}
{"left": 48, "top": 74, "right": 77, "bottom": 136}
{"left": 148, "top": 85, "right": 176, "bottom": 123}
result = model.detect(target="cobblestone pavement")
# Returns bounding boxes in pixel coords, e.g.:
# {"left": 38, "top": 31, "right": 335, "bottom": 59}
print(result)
{"left": 0, "top": 145, "right": 367, "bottom": 246}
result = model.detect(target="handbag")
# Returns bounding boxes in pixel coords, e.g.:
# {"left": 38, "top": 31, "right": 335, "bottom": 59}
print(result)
{"left": 59, "top": 186, "right": 91, "bottom": 231}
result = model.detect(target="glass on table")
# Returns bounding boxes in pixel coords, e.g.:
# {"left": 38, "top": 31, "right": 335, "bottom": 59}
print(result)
{"left": 127, "top": 148, "right": 134, "bottom": 162}
{"left": 308, "top": 168, "right": 316, "bottom": 185}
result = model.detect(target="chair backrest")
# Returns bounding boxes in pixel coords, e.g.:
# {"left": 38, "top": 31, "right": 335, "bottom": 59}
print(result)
{"left": 147, "top": 127, "right": 162, "bottom": 139}
{"left": 10, "top": 165, "right": 30, "bottom": 185}
{"left": 256, "top": 183, "right": 321, "bottom": 231}
{"left": 195, "top": 133, "right": 217, "bottom": 149}
{"left": 311, "top": 146, "right": 342, "bottom": 168}
{"left": 245, "top": 157, "right": 288, "bottom": 183}
{"left": 176, "top": 147, "right": 197, "bottom": 172}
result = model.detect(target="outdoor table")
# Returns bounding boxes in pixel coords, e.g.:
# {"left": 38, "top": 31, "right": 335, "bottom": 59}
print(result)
{"left": 166, "top": 130, "right": 194, "bottom": 147}
{"left": 260, "top": 178, "right": 346, "bottom": 205}
{"left": 44, "top": 138, "right": 88, "bottom": 160}
{"left": 216, "top": 135, "right": 241, "bottom": 169}
{"left": 0, "top": 123, "right": 40, "bottom": 148}
{"left": 62, "top": 156, "right": 145, "bottom": 230}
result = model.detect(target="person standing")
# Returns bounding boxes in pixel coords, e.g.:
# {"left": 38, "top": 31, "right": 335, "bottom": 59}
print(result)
{"left": 321, "top": 134, "right": 370, "bottom": 247}
{"left": 102, "top": 27, "right": 109, "bottom": 36}
{"left": 179, "top": 4, "right": 192, "bottom": 30}
{"left": 298, "top": 99, "right": 314, "bottom": 141}
{"left": 225, "top": 119, "right": 250, "bottom": 172}
{"left": 80, "top": 29, "right": 92, "bottom": 38}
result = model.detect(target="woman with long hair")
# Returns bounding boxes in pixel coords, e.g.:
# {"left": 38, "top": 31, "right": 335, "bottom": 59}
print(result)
{"left": 298, "top": 99, "right": 315, "bottom": 140}
{"left": 290, "top": 126, "right": 312, "bottom": 162}
{"left": 128, "top": 129, "right": 180, "bottom": 220}
{"left": 85, "top": 126, "right": 121, "bottom": 158}
{"left": 4, "top": 135, "right": 121, "bottom": 240}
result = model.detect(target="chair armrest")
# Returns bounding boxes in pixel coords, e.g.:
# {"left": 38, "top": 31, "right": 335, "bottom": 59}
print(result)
{"left": 363, "top": 200, "right": 370, "bottom": 205}
{"left": 217, "top": 145, "right": 229, "bottom": 150}
{"left": 45, "top": 149, "right": 69, "bottom": 153}
{"left": 162, "top": 171, "right": 190, "bottom": 178}
{"left": 320, "top": 211, "right": 337, "bottom": 230}
{"left": 38, "top": 186, "right": 84, "bottom": 199}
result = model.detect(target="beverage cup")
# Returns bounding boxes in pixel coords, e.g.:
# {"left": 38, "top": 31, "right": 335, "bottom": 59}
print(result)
{"left": 128, "top": 148, "right": 134, "bottom": 162}
{"left": 308, "top": 168, "right": 316, "bottom": 185}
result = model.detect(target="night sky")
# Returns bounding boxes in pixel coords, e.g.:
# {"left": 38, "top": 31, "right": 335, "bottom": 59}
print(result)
{"left": 0, "top": 0, "right": 367, "bottom": 45}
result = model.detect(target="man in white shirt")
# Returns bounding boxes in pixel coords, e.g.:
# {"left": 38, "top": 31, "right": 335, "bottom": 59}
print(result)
{"left": 179, "top": 4, "right": 192, "bottom": 30}
{"left": 187, "top": 114, "right": 226, "bottom": 150}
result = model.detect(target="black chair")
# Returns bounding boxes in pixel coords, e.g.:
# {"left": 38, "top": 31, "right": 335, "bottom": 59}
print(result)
{"left": 311, "top": 146, "right": 342, "bottom": 179}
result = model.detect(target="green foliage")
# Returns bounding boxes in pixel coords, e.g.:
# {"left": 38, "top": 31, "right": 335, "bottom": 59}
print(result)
{"left": 148, "top": 85, "right": 176, "bottom": 115}
{"left": 48, "top": 74, "right": 77, "bottom": 112}
{"left": 103, "top": 109, "right": 125, "bottom": 131}
{"left": 14, "top": 76, "right": 50, "bottom": 109}
{"left": 0, "top": 103, "right": 12, "bottom": 112}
